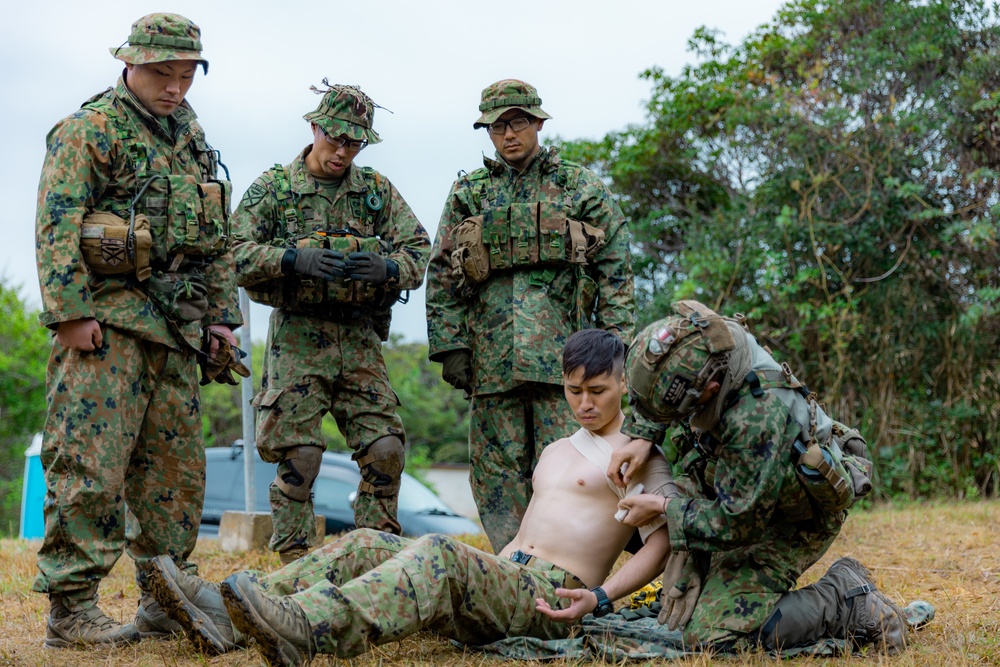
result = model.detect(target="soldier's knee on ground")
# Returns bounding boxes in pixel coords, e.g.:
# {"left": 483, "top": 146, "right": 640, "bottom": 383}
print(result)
{"left": 355, "top": 435, "right": 404, "bottom": 497}
{"left": 274, "top": 446, "right": 324, "bottom": 502}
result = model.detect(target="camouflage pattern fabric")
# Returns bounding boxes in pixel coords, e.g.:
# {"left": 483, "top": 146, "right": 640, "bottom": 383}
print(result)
{"left": 243, "top": 528, "right": 579, "bottom": 658}
{"left": 36, "top": 78, "right": 242, "bottom": 351}
{"left": 469, "top": 385, "right": 576, "bottom": 550}
{"left": 32, "top": 327, "right": 205, "bottom": 603}
{"left": 33, "top": 77, "right": 240, "bottom": 602}
{"left": 661, "top": 388, "right": 846, "bottom": 646}
{"left": 232, "top": 151, "right": 429, "bottom": 551}
{"left": 426, "top": 147, "right": 635, "bottom": 396}
{"left": 254, "top": 309, "right": 405, "bottom": 552}
{"left": 426, "top": 147, "right": 648, "bottom": 547}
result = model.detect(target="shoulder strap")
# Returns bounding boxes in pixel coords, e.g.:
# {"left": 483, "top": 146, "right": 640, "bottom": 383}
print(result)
{"left": 269, "top": 163, "right": 301, "bottom": 236}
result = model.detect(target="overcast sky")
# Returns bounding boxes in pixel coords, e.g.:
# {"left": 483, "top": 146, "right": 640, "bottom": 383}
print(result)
{"left": 2, "top": 0, "right": 786, "bottom": 343}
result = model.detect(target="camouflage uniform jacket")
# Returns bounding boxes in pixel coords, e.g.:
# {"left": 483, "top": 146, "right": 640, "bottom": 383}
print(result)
{"left": 426, "top": 147, "right": 635, "bottom": 395}
{"left": 665, "top": 388, "right": 836, "bottom": 554}
{"left": 35, "top": 78, "right": 242, "bottom": 350}
{"left": 231, "top": 148, "right": 429, "bottom": 299}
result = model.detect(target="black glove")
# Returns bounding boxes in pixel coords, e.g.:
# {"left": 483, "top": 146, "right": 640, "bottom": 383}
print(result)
{"left": 343, "top": 251, "right": 392, "bottom": 284}
{"left": 440, "top": 349, "right": 472, "bottom": 392}
{"left": 292, "top": 248, "right": 345, "bottom": 281}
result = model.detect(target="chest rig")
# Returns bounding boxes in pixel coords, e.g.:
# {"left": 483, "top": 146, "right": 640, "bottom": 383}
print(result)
{"left": 80, "top": 91, "right": 231, "bottom": 277}
{"left": 245, "top": 165, "right": 400, "bottom": 325}
{"left": 449, "top": 160, "right": 607, "bottom": 291}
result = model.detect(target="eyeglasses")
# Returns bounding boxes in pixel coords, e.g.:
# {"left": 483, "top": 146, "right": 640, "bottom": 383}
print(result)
{"left": 322, "top": 131, "right": 368, "bottom": 153}
{"left": 487, "top": 116, "right": 533, "bottom": 135}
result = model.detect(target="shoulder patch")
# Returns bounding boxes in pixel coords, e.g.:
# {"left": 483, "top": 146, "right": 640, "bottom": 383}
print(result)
{"left": 241, "top": 182, "right": 268, "bottom": 208}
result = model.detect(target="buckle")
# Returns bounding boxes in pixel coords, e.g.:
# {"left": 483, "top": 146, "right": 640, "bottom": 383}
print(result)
{"left": 845, "top": 583, "right": 875, "bottom": 599}
{"left": 509, "top": 550, "right": 533, "bottom": 565}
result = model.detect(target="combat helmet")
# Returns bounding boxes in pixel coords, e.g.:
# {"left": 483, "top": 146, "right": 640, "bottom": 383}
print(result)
{"left": 304, "top": 81, "right": 382, "bottom": 145}
{"left": 473, "top": 79, "right": 552, "bottom": 129}
{"left": 111, "top": 13, "right": 208, "bottom": 73}
{"left": 625, "top": 301, "right": 739, "bottom": 424}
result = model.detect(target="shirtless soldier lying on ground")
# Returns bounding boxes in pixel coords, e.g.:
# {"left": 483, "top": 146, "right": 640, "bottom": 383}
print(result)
{"left": 142, "top": 328, "right": 676, "bottom": 666}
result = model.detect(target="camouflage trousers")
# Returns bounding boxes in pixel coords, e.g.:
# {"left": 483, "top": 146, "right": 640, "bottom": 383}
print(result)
{"left": 469, "top": 384, "right": 576, "bottom": 551}
{"left": 33, "top": 327, "right": 204, "bottom": 604}
{"left": 248, "top": 528, "right": 580, "bottom": 657}
{"left": 254, "top": 310, "right": 405, "bottom": 556}
{"left": 683, "top": 513, "right": 844, "bottom": 647}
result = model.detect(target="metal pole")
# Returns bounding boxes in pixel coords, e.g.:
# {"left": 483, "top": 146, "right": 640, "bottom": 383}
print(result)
{"left": 238, "top": 288, "right": 256, "bottom": 512}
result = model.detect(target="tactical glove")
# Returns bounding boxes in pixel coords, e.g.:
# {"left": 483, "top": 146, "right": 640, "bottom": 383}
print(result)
{"left": 292, "top": 248, "right": 345, "bottom": 281}
{"left": 657, "top": 550, "right": 706, "bottom": 630}
{"left": 199, "top": 329, "right": 252, "bottom": 386}
{"left": 343, "top": 251, "right": 395, "bottom": 284}
{"left": 440, "top": 349, "right": 472, "bottom": 392}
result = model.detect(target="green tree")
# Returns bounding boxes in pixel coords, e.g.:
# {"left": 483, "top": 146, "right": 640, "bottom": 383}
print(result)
{"left": 0, "top": 280, "right": 50, "bottom": 534}
{"left": 559, "top": 0, "right": 1000, "bottom": 499}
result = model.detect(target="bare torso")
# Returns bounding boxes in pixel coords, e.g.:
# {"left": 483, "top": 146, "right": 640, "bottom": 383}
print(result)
{"left": 499, "top": 429, "right": 636, "bottom": 588}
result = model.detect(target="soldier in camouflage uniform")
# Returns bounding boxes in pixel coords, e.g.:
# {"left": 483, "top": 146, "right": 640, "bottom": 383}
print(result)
{"left": 33, "top": 13, "right": 242, "bottom": 648}
{"left": 232, "top": 83, "right": 430, "bottom": 563}
{"left": 613, "top": 300, "right": 910, "bottom": 654}
{"left": 426, "top": 79, "right": 658, "bottom": 551}
{"left": 142, "top": 329, "right": 675, "bottom": 665}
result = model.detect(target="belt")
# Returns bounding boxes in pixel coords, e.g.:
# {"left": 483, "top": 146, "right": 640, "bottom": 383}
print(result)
{"left": 509, "top": 550, "right": 586, "bottom": 590}
{"left": 286, "top": 303, "right": 370, "bottom": 323}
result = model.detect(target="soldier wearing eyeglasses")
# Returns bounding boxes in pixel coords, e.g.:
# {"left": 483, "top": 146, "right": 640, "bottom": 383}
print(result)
{"left": 425, "top": 79, "right": 653, "bottom": 551}
{"left": 231, "top": 82, "right": 430, "bottom": 564}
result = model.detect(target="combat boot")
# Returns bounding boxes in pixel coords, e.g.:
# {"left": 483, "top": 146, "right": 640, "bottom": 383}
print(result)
{"left": 45, "top": 596, "right": 141, "bottom": 649}
{"left": 831, "top": 557, "right": 908, "bottom": 653}
{"left": 222, "top": 572, "right": 315, "bottom": 667}
{"left": 279, "top": 546, "right": 310, "bottom": 566}
{"left": 144, "top": 555, "right": 245, "bottom": 654}
{"left": 135, "top": 593, "right": 183, "bottom": 638}
{"left": 760, "top": 556, "right": 908, "bottom": 655}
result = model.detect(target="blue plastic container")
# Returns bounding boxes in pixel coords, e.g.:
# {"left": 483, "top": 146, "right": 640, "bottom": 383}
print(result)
{"left": 20, "top": 433, "right": 45, "bottom": 540}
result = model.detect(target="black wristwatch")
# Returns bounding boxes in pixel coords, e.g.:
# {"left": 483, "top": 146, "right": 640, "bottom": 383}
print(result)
{"left": 590, "top": 586, "right": 614, "bottom": 618}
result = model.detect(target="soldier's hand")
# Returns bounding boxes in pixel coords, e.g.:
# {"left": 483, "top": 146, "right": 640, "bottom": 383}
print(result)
{"left": 608, "top": 438, "right": 654, "bottom": 487}
{"left": 56, "top": 318, "right": 103, "bottom": 351}
{"left": 440, "top": 349, "right": 472, "bottom": 392}
{"left": 343, "top": 251, "right": 392, "bottom": 284}
{"left": 205, "top": 324, "right": 238, "bottom": 358}
{"left": 535, "top": 587, "right": 597, "bottom": 624}
{"left": 293, "top": 248, "right": 345, "bottom": 281}
{"left": 658, "top": 550, "right": 705, "bottom": 630}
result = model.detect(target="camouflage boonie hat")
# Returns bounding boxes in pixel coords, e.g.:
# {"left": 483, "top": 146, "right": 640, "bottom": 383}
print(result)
{"left": 473, "top": 79, "right": 552, "bottom": 129}
{"left": 110, "top": 13, "right": 208, "bottom": 73}
{"left": 304, "top": 83, "right": 382, "bottom": 145}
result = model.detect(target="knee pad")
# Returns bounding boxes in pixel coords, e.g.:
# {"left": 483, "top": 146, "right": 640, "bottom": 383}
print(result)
{"left": 355, "top": 435, "right": 404, "bottom": 498}
{"left": 274, "top": 445, "right": 324, "bottom": 502}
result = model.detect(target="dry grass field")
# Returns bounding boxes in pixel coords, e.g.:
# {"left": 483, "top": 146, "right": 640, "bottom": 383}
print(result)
{"left": 0, "top": 502, "right": 997, "bottom": 667}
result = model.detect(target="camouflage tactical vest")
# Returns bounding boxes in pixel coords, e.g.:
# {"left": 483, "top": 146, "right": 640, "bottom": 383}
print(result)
{"left": 244, "top": 165, "right": 401, "bottom": 334}
{"left": 81, "top": 90, "right": 231, "bottom": 275}
{"left": 449, "top": 163, "right": 607, "bottom": 290}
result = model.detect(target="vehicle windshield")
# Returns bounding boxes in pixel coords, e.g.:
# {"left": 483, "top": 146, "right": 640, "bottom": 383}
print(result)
{"left": 399, "top": 473, "right": 455, "bottom": 514}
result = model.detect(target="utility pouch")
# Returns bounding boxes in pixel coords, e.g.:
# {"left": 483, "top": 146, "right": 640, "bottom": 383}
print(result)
{"left": 567, "top": 217, "right": 606, "bottom": 264}
{"left": 508, "top": 202, "right": 537, "bottom": 266}
{"left": 792, "top": 438, "right": 855, "bottom": 513}
{"left": 483, "top": 207, "right": 512, "bottom": 271}
{"left": 145, "top": 270, "right": 209, "bottom": 322}
{"left": 450, "top": 215, "right": 491, "bottom": 286}
{"left": 538, "top": 202, "right": 568, "bottom": 264}
{"left": 574, "top": 267, "right": 598, "bottom": 329}
{"left": 80, "top": 211, "right": 153, "bottom": 281}
{"left": 831, "top": 421, "right": 875, "bottom": 499}
{"left": 147, "top": 175, "right": 231, "bottom": 265}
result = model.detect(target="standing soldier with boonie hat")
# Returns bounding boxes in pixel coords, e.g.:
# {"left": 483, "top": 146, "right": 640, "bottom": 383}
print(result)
{"left": 32, "top": 12, "right": 242, "bottom": 648}
{"left": 425, "top": 79, "right": 659, "bottom": 551}
{"left": 232, "top": 81, "right": 430, "bottom": 565}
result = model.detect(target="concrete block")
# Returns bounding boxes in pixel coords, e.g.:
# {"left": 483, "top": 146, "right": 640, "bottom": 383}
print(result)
{"left": 218, "top": 511, "right": 326, "bottom": 553}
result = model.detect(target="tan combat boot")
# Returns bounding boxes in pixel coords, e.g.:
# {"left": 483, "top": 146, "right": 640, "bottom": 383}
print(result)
{"left": 144, "top": 554, "right": 245, "bottom": 654}
{"left": 45, "top": 595, "right": 141, "bottom": 649}
{"left": 279, "top": 546, "right": 310, "bottom": 566}
{"left": 135, "top": 593, "right": 183, "bottom": 638}
{"left": 832, "top": 557, "right": 908, "bottom": 654}
{"left": 221, "top": 572, "right": 315, "bottom": 667}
